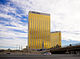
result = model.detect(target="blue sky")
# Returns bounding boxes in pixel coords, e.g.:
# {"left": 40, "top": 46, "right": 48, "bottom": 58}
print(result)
{"left": 0, "top": 0, "right": 80, "bottom": 49}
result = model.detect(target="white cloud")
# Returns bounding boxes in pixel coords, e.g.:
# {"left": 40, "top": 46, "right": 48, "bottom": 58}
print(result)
{"left": 0, "top": 38, "right": 27, "bottom": 50}
{"left": 0, "top": 4, "right": 16, "bottom": 14}
{"left": 0, "top": 1, "right": 28, "bottom": 49}
{"left": 0, "top": 24, "right": 28, "bottom": 49}
{"left": 61, "top": 32, "right": 80, "bottom": 41}
{"left": 0, "top": 13, "right": 16, "bottom": 20}
{"left": 0, "top": 24, "right": 28, "bottom": 38}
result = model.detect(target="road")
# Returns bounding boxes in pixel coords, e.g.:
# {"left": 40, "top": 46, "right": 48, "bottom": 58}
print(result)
{"left": 0, "top": 54, "right": 80, "bottom": 59}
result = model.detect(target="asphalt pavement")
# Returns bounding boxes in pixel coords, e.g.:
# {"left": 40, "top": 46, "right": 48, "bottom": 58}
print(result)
{"left": 0, "top": 54, "right": 80, "bottom": 59}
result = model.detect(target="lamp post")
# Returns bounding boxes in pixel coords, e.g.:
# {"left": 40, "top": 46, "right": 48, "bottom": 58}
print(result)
{"left": 42, "top": 41, "right": 44, "bottom": 49}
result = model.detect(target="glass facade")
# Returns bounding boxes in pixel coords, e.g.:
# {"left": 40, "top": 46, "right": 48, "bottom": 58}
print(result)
{"left": 28, "top": 11, "right": 51, "bottom": 49}
{"left": 50, "top": 32, "right": 61, "bottom": 48}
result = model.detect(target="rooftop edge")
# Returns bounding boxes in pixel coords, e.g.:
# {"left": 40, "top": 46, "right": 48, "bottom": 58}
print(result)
{"left": 51, "top": 31, "right": 61, "bottom": 33}
{"left": 29, "top": 11, "right": 50, "bottom": 16}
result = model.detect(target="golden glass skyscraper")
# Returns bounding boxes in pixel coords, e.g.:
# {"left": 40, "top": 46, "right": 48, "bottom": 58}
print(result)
{"left": 50, "top": 31, "right": 61, "bottom": 48}
{"left": 28, "top": 11, "right": 51, "bottom": 49}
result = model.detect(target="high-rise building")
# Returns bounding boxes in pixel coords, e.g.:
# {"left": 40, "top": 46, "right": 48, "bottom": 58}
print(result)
{"left": 28, "top": 11, "right": 51, "bottom": 49}
{"left": 50, "top": 31, "right": 61, "bottom": 48}
{"left": 28, "top": 11, "right": 61, "bottom": 49}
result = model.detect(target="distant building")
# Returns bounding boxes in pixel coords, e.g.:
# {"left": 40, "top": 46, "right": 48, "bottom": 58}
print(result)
{"left": 28, "top": 11, "right": 51, "bottom": 49}
{"left": 50, "top": 31, "right": 61, "bottom": 48}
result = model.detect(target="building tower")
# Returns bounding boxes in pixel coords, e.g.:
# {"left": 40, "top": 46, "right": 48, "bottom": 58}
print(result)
{"left": 50, "top": 31, "right": 61, "bottom": 48}
{"left": 28, "top": 11, "right": 51, "bottom": 49}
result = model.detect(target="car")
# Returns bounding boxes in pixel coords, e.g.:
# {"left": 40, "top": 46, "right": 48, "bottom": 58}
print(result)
{"left": 43, "top": 52, "right": 51, "bottom": 55}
